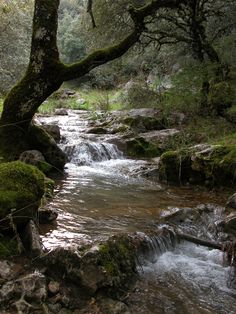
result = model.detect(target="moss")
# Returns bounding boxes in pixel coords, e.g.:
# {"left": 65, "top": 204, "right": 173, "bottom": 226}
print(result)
{"left": 126, "top": 137, "right": 161, "bottom": 158}
{"left": 159, "top": 149, "right": 196, "bottom": 184}
{"left": 0, "top": 161, "right": 45, "bottom": 232}
{"left": 98, "top": 235, "right": 136, "bottom": 297}
{"left": 0, "top": 235, "right": 18, "bottom": 259}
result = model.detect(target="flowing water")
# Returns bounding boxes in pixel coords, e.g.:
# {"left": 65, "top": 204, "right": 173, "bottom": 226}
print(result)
{"left": 38, "top": 110, "right": 236, "bottom": 313}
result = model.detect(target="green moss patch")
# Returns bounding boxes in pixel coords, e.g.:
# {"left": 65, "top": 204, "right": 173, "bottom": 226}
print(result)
{"left": 0, "top": 161, "right": 45, "bottom": 232}
{"left": 126, "top": 137, "right": 161, "bottom": 158}
{"left": 98, "top": 235, "right": 137, "bottom": 297}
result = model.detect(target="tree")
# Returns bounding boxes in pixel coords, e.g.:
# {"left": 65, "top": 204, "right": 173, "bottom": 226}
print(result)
{"left": 142, "top": 0, "right": 235, "bottom": 64}
{"left": 0, "top": 0, "right": 33, "bottom": 94}
{"left": 0, "top": 0, "right": 183, "bottom": 169}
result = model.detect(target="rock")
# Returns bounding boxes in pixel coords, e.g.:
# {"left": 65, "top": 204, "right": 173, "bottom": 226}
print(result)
{"left": 139, "top": 129, "right": 180, "bottom": 148}
{"left": 159, "top": 144, "right": 236, "bottom": 186}
{"left": 48, "top": 281, "right": 60, "bottom": 295}
{"left": 21, "top": 220, "right": 43, "bottom": 257}
{"left": 0, "top": 271, "right": 47, "bottom": 313}
{"left": 54, "top": 108, "right": 68, "bottom": 116}
{"left": 42, "top": 234, "right": 137, "bottom": 298}
{"left": 86, "top": 126, "right": 108, "bottom": 134}
{"left": 97, "top": 297, "right": 131, "bottom": 314}
{"left": 125, "top": 137, "right": 161, "bottom": 158}
{"left": 0, "top": 161, "right": 45, "bottom": 232}
{"left": 226, "top": 193, "right": 236, "bottom": 210}
{"left": 0, "top": 261, "right": 12, "bottom": 281}
{"left": 42, "top": 124, "right": 61, "bottom": 142}
{"left": 38, "top": 208, "right": 58, "bottom": 224}
{"left": 19, "top": 149, "right": 52, "bottom": 174}
{"left": 29, "top": 124, "right": 67, "bottom": 170}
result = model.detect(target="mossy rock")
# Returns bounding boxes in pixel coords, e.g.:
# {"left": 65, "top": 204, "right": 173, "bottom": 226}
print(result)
{"left": 193, "top": 145, "right": 236, "bottom": 185}
{"left": 158, "top": 150, "right": 199, "bottom": 184}
{"left": 159, "top": 145, "right": 236, "bottom": 186}
{"left": 122, "top": 115, "right": 165, "bottom": 132}
{"left": 126, "top": 137, "right": 161, "bottom": 158}
{"left": 0, "top": 161, "right": 45, "bottom": 232}
{"left": 98, "top": 235, "right": 137, "bottom": 298}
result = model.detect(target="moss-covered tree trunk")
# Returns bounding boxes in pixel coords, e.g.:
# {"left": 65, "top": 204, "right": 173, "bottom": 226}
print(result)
{"left": 0, "top": 0, "right": 182, "bottom": 169}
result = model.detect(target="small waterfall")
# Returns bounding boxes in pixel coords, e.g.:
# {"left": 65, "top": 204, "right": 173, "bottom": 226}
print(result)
{"left": 65, "top": 142, "right": 123, "bottom": 165}
{"left": 134, "top": 228, "right": 177, "bottom": 264}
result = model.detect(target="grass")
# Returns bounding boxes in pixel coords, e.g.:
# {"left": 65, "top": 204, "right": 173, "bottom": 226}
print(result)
{"left": 37, "top": 87, "right": 124, "bottom": 114}
{"left": 0, "top": 98, "right": 3, "bottom": 114}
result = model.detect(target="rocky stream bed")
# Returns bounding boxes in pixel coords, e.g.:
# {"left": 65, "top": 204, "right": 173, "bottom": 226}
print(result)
{"left": 0, "top": 108, "right": 236, "bottom": 313}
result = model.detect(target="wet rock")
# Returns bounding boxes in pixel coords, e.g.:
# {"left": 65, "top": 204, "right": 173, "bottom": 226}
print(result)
{"left": 41, "top": 124, "right": 61, "bottom": 142}
{"left": 38, "top": 208, "right": 58, "bottom": 224}
{"left": 54, "top": 108, "right": 68, "bottom": 116}
{"left": 0, "top": 271, "right": 47, "bottom": 313}
{"left": 21, "top": 220, "right": 43, "bottom": 257}
{"left": 226, "top": 193, "right": 236, "bottom": 210}
{"left": 161, "top": 207, "right": 201, "bottom": 224}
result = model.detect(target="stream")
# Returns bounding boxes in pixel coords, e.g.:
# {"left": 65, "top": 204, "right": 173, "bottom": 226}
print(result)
{"left": 38, "top": 110, "right": 236, "bottom": 313}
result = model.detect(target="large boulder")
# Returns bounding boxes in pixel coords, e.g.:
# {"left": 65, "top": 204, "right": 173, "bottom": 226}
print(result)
{"left": 0, "top": 161, "right": 45, "bottom": 232}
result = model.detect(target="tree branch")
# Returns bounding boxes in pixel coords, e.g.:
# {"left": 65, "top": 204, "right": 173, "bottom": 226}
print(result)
{"left": 61, "top": 0, "right": 183, "bottom": 81}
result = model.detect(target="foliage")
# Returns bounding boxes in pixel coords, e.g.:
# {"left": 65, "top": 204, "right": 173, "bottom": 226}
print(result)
{"left": 0, "top": 0, "right": 33, "bottom": 94}
{"left": 0, "top": 235, "right": 18, "bottom": 258}
{"left": 58, "top": 0, "right": 86, "bottom": 63}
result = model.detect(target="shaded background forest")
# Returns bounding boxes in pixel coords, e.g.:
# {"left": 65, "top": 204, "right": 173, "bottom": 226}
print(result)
{"left": 0, "top": 0, "right": 236, "bottom": 115}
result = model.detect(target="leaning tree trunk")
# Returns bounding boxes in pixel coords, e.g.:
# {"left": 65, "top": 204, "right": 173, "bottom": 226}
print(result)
{"left": 0, "top": 0, "right": 182, "bottom": 169}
